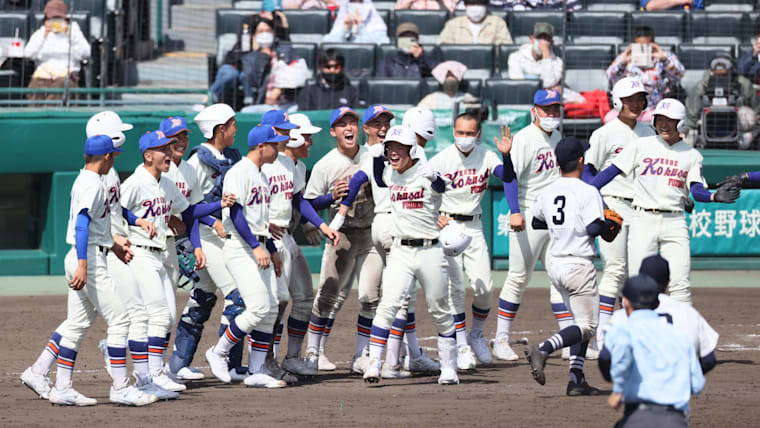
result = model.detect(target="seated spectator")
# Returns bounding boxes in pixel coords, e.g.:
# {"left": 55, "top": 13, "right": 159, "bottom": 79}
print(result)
{"left": 323, "top": 0, "right": 390, "bottom": 45}
{"left": 507, "top": 22, "right": 563, "bottom": 89}
{"left": 417, "top": 60, "right": 475, "bottom": 110}
{"left": 438, "top": 0, "right": 512, "bottom": 45}
{"left": 738, "top": 22, "right": 760, "bottom": 85}
{"left": 242, "top": 58, "right": 311, "bottom": 113}
{"left": 283, "top": 0, "right": 337, "bottom": 8}
{"left": 639, "top": 0, "right": 703, "bottom": 11}
{"left": 685, "top": 52, "right": 760, "bottom": 149}
{"left": 606, "top": 26, "right": 684, "bottom": 123}
{"left": 395, "top": 0, "right": 457, "bottom": 12}
{"left": 376, "top": 22, "right": 436, "bottom": 79}
{"left": 24, "top": 0, "right": 90, "bottom": 103}
{"left": 210, "top": 16, "right": 294, "bottom": 106}
{"left": 499, "top": 0, "right": 581, "bottom": 10}
{"left": 297, "top": 48, "right": 367, "bottom": 110}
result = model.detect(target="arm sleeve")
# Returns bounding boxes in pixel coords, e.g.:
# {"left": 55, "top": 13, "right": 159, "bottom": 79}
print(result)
{"left": 598, "top": 345, "right": 612, "bottom": 382}
{"left": 341, "top": 170, "right": 369, "bottom": 207}
{"left": 122, "top": 207, "right": 138, "bottom": 226}
{"left": 230, "top": 203, "right": 260, "bottom": 250}
{"left": 75, "top": 209, "right": 91, "bottom": 260}
{"left": 607, "top": 326, "right": 633, "bottom": 394}
{"left": 309, "top": 193, "right": 334, "bottom": 210}
{"left": 493, "top": 165, "right": 504, "bottom": 180}
{"left": 507, "top": 52, "right": 524, "bottom": 80}
{"left": 501, "top": 153, "right": 521, "bottom": 214}
{"left": 181, "top": 210, "right": 202, "bottom": 249}
{"left": 71, "top": 23, "right": 91, "bottom": 60}
{"left": 431, "top": 176, "right": 446, "bottom": 193}
{"left": 24, "top": 28, "right": 45, "bottom": 59}
{"left": 590, "top": 165, "right": 622, "bottom": 190}
{"left": 689, "top": 342, "right": 707, "bottom": 395}
{"left": 294, "top": 191, "right": 325, "bottom": 227}
{"left": 582, "top": 164, "right": 598, "bottom": 184}
{"left": 531, "top": 217, "right": 548, "bottom": 230}
{"left": 199, "top": 215, "right": 216, "bottom": 227}
{"left": 690, "top": 182, "right": 712, "bottom": 203}
{"left": 373, "top": 156, "right": 387, "bottom": 188}
{"left": 540, "top": 57, "right": 563, "bottom": 88}
{"left": 266, "top": 238, "right": 278, "bottom": 253}
{"left": 699, "top": 351, "right": 717, "bottom": 375}
{"left": 185, "top": 201, "right": 223, "bottom": 218}
{"left": 686, "top": 154, "right": 708, "bottom": 189}
{"left": 585, "top": 218, "right": 607, "bottom": 237}
{"left": 748, "top": 171, "right": 760, "bottom": 183}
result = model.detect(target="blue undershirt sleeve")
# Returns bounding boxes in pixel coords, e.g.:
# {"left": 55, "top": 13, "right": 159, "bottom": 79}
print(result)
{"left": 294, "top": 191, "right": 325, "bottom": 227}
{"left": 590, "top": 165, "right": 622, "bottom": 189}
{"left": 75, "top": 209, "right": 90, "bottom": 260}
{"left": 341, "top": 171, "right": 369, "bottom": 207}
{"left": 230, "top": 203, "right": 260, "bottom": 250}
{"left": 690, "top": 182, "right": 712, "bottom": 203}
{"left": 121, "top": 207, "right": 138, "bottom": 226}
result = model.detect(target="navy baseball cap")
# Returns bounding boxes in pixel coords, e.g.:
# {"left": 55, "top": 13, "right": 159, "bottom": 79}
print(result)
{"left": 362, "top": 104, "right": 394, "bottom": 124}
{"left": 330, "top": 106, "right": 360, "bottom": 128}
{"left": 84, "top": 134, "right": 122, "bottom": 156}
{"left": 139, "top": 130, "right": 176, "bottom": 153}
{"left": 248, "top": 124, "right": 289, "bottom": 147}
{"left": 533, "top": 88, "right": 562, "bottom": 106}
{"left": 555, "top": 136, "right": 590, "bottom": 165}
{"left": 639, "top": 255, "right": 670, "bottom": 291}
{"left": 622, "top": 275, "right": 660, "bottom": 309}
{"left": 261, "top": 110, "right": 298, "bottom": 130}
{"left": 159, "top": 116, "right": 190, "bottom": 137}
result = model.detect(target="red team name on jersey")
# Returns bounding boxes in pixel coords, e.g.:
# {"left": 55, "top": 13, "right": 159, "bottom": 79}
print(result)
{"left": 108, "top": 183, "right": 120, "bottom": 205}
{"left": 536, "top": 151, "right": 557, "bottom": 173}
{"left": 99, "top": 198, "right": 111, "bottom": 219}
{"left": 141, "top": 196, "right": 173, "bottom": 218}
{"left": 641, "top": 157, "right": 688, "bottom": 188}
{"left": 175, "top": 181, "right": 192, "bottom": 198}
{"left": 390, "top": 184, "right": 425, "bottom": 209}
{"left": 247, "top": 186, "right": 271, "bottom": 206}
{"left": 269, "top": 175, "right": 294, "bottom": 199}
{"left": 444, "top": 169, "right": 490, "bottom": 193}
{"left": 614, "top": 146, "right": 623, "bottom": 154}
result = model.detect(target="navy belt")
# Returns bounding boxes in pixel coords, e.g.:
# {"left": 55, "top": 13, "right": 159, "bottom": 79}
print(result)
{"left": 441, "top": 212, "right": 481, "bottom": 221}
{"left": 633, "top": 206, "right": 681, "bottom": 214}
{"left": 399, "top": 238, "right": 439, "bottom": 247}
{"left": 226, "top": 234, "right": 267, "bottom": 243}
{"left": 134, "top": 244, "right": 161, "bottom": 253}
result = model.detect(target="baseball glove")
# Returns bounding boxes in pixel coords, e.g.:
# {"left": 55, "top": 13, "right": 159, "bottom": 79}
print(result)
{"left": 601, "top": 209, "right": 623, "bottom": 243}
{"left": 715, "top": 174, "right": 748, "bottom": 190}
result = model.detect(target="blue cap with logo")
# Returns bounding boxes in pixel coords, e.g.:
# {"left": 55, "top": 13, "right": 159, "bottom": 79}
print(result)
{"left": 139, "top": 130, "right": 176, "bottom": 153}
{"left": 533, "top": 88, "right": 562, "bottom": 106}
{"left": 84, "top": 134, "right": 122, "bottom": 156}
{"left": 362, "top": 104, "right": 394, "bottom": 124}
{"left": 622, "top": 275, "right": 660, "bottom": 309}
{"left": 159, "top": 116, "right": 190, "bottom": 137}
{"left": 329, "top": 106, "right": 360, "bottom": 128}
{"left": 262, "top": 109, "right": 298, "bottom": 130}
{"left": 639, "top": 255, "right": 670, "bottom": 290}
{"left": 248, "top": 124, "right": 290, "bottom": 147}
{"left": 554, "top": 136, "right": 590, "bottom": 166}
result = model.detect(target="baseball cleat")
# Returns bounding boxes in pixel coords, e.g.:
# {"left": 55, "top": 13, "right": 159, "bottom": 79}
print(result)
{"left": 205, "top": 347, "right": 232, "bottom": 384}
{"left": 566, "top": 381, "right": 603, "bottom": 396}
{"left": 437, "top": 337, "right": 459, "bottom": 385}
{"left": 175, "top": 366, "right": 205, "bottom": 381}
{"left": 381, "top": 362, "right": 412, "bottom": 379}
{"left": 407, "top": 349, "right": 440, "bottom": 373}
{"left": 110, "top": 382, "right": 158, "bottom": 406}
{"left": 135, "top": 373, "right": 179, "bottom": 400}
{"left": 262, "top": 358, "right": 298, "bottom": 384}
{"left": 467, "top": 331, "right": 493, "bottom": 364}
{"left": 363, "top": 357, "right": 381, "bottom": 384}
{"left": 562, "top": 347, "right": 570, "bottom": 360}
{"left": 97, "top": 339, "right": 112, "bottom": 377}
{"left": 525, "top": 345, "right": 547, "bottom": 386}
{"left": 229, "top": 367, "right": 248, "bottom": 382}
{"left": 282, "top": 355, "right": 316, "bottom": 376}
{"left": 350, "top": 348, "right": 369, "bottom": 375}
{"left": 491, "top": 336, "right": 520, "bottom": 361}
{"left": 244, "top": 373, "right": 287, "bottom": 388}
{"left": 318, "top": 352, "right": 337, "bottom": 371}
{"left": 437, "top": 367, "right": 460, "bottom": 385}
{"left": 584, "top": 348, "right": 600, "bottom": 361}
{"left": 152, "top": 372, "right": 186, "bottom": 392}
{"left": 456, "top": 344, "right": 477, "bottom": 370}
{"left": 20, "top": 367, "right": 52, "bottom": 399}
{"left": 48, "top": 384, "right": 97, "bottom": 406}
{"left": 304, "top": 349, "right": 320, "bottom": 375}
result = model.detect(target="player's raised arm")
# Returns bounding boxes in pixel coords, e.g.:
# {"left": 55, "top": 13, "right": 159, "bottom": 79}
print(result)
{"left": 292, "top": 191, "right": 339, "bottom": 246}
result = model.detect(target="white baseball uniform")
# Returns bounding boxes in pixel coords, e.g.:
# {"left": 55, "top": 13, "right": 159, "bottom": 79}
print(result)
{"left": 533, "top": 177, "right": 604, "bottom": 339}
{"left": 611, "top": 135, "right": 707, "bottom": 303}
{"left": 587, "top": 118, "right": 656, "bottom": 301}
{"left": 163, "top": 159, "right": 204, "bottom": 288}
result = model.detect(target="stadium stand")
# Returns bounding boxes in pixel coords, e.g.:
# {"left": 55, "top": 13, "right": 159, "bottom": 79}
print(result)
{"left": 629, "top": 11, "right": 687, "bottom": 45}
{"left": 563, "top": 44, "right": 616, "bottom": 92}
{"left": 484, "top": 79, "right": 542, "bottom": 110}
{"left": 568, "top": 11, "right": 629, "bottom": 45}
{"left": 366, "top": 78, "right": 421, "bottom": 108}
{"left": 392, "top": 9, "right": 448, "bottom": 44}
{"left": 507, "top": 11, "right": 566, "bottom": 45}
{"left": 438, "top": 44, "right": 495, "bottom": 79}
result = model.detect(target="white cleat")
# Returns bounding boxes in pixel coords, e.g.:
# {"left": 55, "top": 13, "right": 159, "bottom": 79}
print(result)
{"left": 244, "top": 373, "right": 287, "bottom": 388}
{"left": 381, "top": 362, "right": 411, "bottom": 379}
{"left": 152, "top": 372, "right": 186, "bottom": 392}
{"left": 20, "top": 367, "right": 52, "bottom": 400}
{"left": 467, "top": 331, "right": 493, "bottom": 364}
{"left": 457, "top": 344, "right": 477, "bottom": 370}
{"left": 491, "top": 336, "right": 520, "bottom": 361}
{"left": 437, "top": 337, "right": 459, "bottom": 385}
{"left": 48, "top": 384, "right": 97, "bottom": 406}
{"left": 135, "top": 373, "right": 179, "bottom": 400}
{"left": 110, "top": 382, "right": 158, "bottom": 406}
{"left": 350, "top": 348, "right": 369, "bottom": 375}
{"left": 304, "top": 349, "right": 319, "bottom": 375}
{"left": 97, "top": 339, "right": 112, "bottom": 377}
{"left": 363, "top": 357, "right": 381, "bottom": 384}
{"left": 205, "top": 347, "right": 231, "bottom": 383}
{"left": 562, "top": 347, "right": 570, "bottom": 360}
{"left": 407, "top": 349, "right": 441, "bottom": 373}
{"left": 282, "top": 355, "right": 315, "bottom": 376}
{"left": 318, "top": 352, "right": 337, "bottom": 371}
{"left": 175, "top": 366, "right": 205, "bottom": 381}
{"left": 584, "top": 348, "right": 599, "bottom": 360}
{"left": 438, "top": 367, "right": 460, "bottom": 385}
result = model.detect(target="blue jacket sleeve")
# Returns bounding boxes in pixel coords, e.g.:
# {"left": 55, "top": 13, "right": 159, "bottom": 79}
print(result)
{"left": 582, "top": 164, "right": 598, "bottom": 184}
{"left": 591, "top": 165, "right": 622, "bottom": 190}
{"left": 75, "top": 209, "right": 91, "bottom": 260}
{"left": 181, "top": 209, "right": 202, "bottom": 249}
{"left": 341, "top": 170, "right": 369, "bottom": 208}
{"left": 309, "top": 193, "right": 334, "bottom": 210}
{"left": 230, "top": 203, "right": 260, "bottom": 250}
{"left": 747, "top": 171, "right": 760, "bottom": 183}
{"left": 294, "top": 191, "right": 325, "bottom": 227}
{"left": 122, "top": 207, "right": 138, "bottom": 226}
{"left": 373, "top": 156, "right": 387, "bottom": 188}
{"left": 690, "top": 182, "right": 712, "bottom": 203}
{"left": 199, "top": 215, "right": 216, "bottom": 227}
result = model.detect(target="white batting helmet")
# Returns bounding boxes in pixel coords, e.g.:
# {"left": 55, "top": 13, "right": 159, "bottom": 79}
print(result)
{"left": 193, "top": 103, "right": 235, "bottom": 139}
{"left": 384, "top": 125, "right": 420, "bottom": 157}
{"left": 440, "top": 223, "right": 472, "bottom": 257}
{"left": 612, "top": 77, "right": 648, "bottom": 112}
{"left": 652, "top": 98, "right": 687, "bottom": 133}
{"left": 402, "top": 107, "right": 436, "bottom": 142}
{"left": 86, "top": 111, "right": 133, "bottom": 148}
{"left": 287, "top": 113, "right": 321, "bottom": 148}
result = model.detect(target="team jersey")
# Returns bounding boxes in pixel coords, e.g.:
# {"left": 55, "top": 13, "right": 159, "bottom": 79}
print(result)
{"left": 187, "top": 143, "right": 225, "bottom": 196}
{"left": 262, "top": 153, "right": 303, "bottom": 228}
{"left": 382, "top": 161, "right": 445, "bottom": 240}
{"left": 66, "top": 169, "right": 113, "bottom": 248}
{"left": 605, "top": 293, "right": 719, "bottom": 358}
{"left": 532, "top": 177, "right": 605, "bottom": 258}
{"left": 612, "top": 135, "right": 707, "bottom": 212}
{"left": 289, "top": 160, "right": 308, "bottom": 231}
{"left": 103, "top": 167, "right": 127, "bottom": 237}
{"left": 121, "top": 165, "right": 190, "bottom": 250}
{"left": 510, "top": 123, "right": 561, "bottom": 212}
{"left": 359, "top": 153, "right": 391, "bottom": 213}
{"left": 429, "top": 143, "right": 502, "bottom": 216}
{"left": 222, "top": 157, "right": 271, "bottom": 238}
{"left": 304, "top": 145, "right": 374, "bottom": 229}
{"left": 164, "top": 160, "right": 203, "bottom": 205}
{"left": 587, "top": 118, "right": 656, "bottom": 199}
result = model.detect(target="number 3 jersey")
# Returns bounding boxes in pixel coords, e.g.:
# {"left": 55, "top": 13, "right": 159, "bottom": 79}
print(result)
{"left": 533, "top": 176, "right": 605, "bottom": 258}
{"left": 510, "top": 122, "right": 561, "bottom": 212}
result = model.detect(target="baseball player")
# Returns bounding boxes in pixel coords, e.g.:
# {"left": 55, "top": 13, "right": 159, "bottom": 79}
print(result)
{"left": 493, "top": 89, "right": 576, "bottom": 361}
{"left": 590, "top": 98, "right": 740, "bottom": 304}
{"left": 585, "top": 78, "right": 656, "bottom": 351}
{"left": 204, "top": 124, "right": 288, "bottom": 389}
{"left": 598, "top": 254, "right": 719, "bottom": 378}
{"left": 524, "top": 136, "right": 618, "bottom": 396}
{"left": 20, "top": 135, "right": 157, "bottom": 406}
{"left": 429, "top": 112, "right": 513, "bottom": 368}
{"left": 302, "top": 106, "right": 382, "bottom": 374}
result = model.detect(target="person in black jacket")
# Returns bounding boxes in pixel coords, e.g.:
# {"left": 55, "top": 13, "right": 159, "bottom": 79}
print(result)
{"left": 376, "top": 22, "right": 436, "bottom": 79}
{"left": 297, "top": 49, "right": 367, "bottom": 111}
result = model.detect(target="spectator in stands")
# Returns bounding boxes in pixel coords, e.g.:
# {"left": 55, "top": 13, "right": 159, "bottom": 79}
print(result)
{"left": 606, "top": 26, "right": 684, "bottom": 122}
{"left": 283, "top": 0, "right": 337, "bottom": 8}
{"left": 438, "top": 0, "right": 512, "bottom": 45}
{"left": 323, "top": 0, "right": 390, "bottom": 45}
{"left": 738, "top": 22, "right": 760, "bottom": 85}
{"left": 499, "top": 0, "right": 581, "bottom": 10}
{"left": 507, "top": 22, "right": 563, "bottom": 89}
{"left": 297, "top": 48, "right": 367, "bottom": 110}
{"left": 417, "top": 60, "right": 475, "bottom": 110}
{"left": 639, "top": 0, "right": 703, "bottom": 11}
{"left": 376, "top": 22, "right": 436, "bottom": 79}
{"left": 243, "top": 58, "right": 311, "bottom": 113}
{"left": 210, "top": 16, "right": 294, "bottom": 107}
{"left": 685, "top": 52, "right": 760, "bottom": 149}
{"left": 24, "top": 0, "right": 90, "bottom": 103}
{"left": 395, "top": 0, "right": 457, "bottom": 12}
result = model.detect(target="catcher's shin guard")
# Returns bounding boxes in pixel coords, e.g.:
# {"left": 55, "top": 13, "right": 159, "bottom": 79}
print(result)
{"left": 220, "top": 289, "right": 247, "bottom": 369}
{"left": 169, "top": 288, "right": 217, "bottom": 373}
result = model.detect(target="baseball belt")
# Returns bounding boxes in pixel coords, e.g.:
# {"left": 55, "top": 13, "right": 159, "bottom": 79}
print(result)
{"left": 133, "top": 244, "right": 162, "bottom": 253}
{"left": 225, "top": 234, "right": 268, "bottom": 244}
{"left": 397, "top": 238, "right": 439, "bottom": 247}
{"left": 633, "top": 206, "right": 681, "bottom": 214}
{"left": 441, "top": 212, "right": 481, "bottom": 222}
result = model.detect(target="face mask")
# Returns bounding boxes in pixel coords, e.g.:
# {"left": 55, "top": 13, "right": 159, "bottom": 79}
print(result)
{"left": 442, "top": 78, "right": 459, "bottom": 94}
{"left": 537, "top": 115, "right": 561, "bottom": 132}
{"left": 454, "top": 136, "right": 478, "bottom": 153}
{"left": 465, "top": 5, "right": 486, "bottom": 22}
{"left": 255, "top": 32, "right": 274, "bottom": 48}
{"left": 322, "top": 72, "right": 341, "bottom": 84}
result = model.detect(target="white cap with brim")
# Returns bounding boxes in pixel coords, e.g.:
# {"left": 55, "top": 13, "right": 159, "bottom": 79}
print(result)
{"left": 86, "top": 111, "right": 133, "bottom": 148}
{"left": 194, "top": 103, "right": 235, "bottom": 139}
{"left": 440, "top": 223, "right": 472, "bottom": 257}
{"left": 287, "top": 113, "right": 321, "bottom": 148}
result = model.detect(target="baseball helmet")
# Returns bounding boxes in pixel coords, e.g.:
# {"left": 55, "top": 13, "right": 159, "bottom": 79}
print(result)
{"left": 194, "top": 103, "right": 235, "bottom": 139}
{"left": 384, "top": 125, "right": 419, "bottom": 157}
{"left": 287, "top": 113, "right": 322, "bottom": 148}
{"left": 402, "top": 107, "right": 436, "bottom": 142}
{"left": 652, "top": 98, "right": 687, "bottom": 134}
{"left": 440, "top": 223, "right": 472, "bottom": 257}
{"left": 86, "top": 111, "right": 133, "bottom": 148}
{"left": 612, "top": 77, "right": 648, "bottom": 112}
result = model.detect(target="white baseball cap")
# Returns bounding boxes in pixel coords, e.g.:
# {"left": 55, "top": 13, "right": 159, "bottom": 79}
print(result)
{"left": 440, "top": 223, "right": 472, "bottom": 257}
{"left": 287, "top": 113, "right": 321, "bottom": 148}
{"left": 86, "top": 111, "right": 133, "bottom": 147}
{"left": 402, "top": 107, "right": 436, "bottom": 142}
{"left": 193, "top": 103, "right": 235, "bottom": 139}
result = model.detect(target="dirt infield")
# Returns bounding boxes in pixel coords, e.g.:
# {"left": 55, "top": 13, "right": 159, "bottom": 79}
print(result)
{"left": 2, "top": 287, "right": 758, "bottom": 427}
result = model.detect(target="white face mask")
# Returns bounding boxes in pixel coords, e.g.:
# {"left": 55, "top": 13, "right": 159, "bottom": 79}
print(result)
{"left": 255, "top": 32, "right": 274, "bottom": 48}
{"left": 454, "top": 136, "right": 478, "bottom": 153}
{"left": 534, "top": 108, "right": 560, "bottom": 132}
{"left": 465, "top": 5, "right": 487, "bottom": 22}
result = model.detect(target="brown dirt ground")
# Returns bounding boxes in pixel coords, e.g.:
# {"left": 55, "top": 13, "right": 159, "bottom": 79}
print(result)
{"left": 1, "top": 288, "right": 758, "bottom": 428}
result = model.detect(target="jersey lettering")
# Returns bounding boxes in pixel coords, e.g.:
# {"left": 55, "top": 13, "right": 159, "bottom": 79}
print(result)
{"left": 536, "top": 151, "right": 556, "bottom": 173}
{"left": 247, "top": 186, "right": 270, "bottom": 206}
{"left": 641, "top": 158, "right": 687, "bottom": 179}
{"left": 141, "top": 197, "right": 173, "bottom": 219}
{"left": 444, "top": 169, "right": 490, "bottom": 191}
{"left": 390, "top": 184, "right": 425, "bottom": 209}
{"left": 108, "top": 185, "right": 120, "bottom": 205}
{"left": 552, "top": 195, "right": 566, "bottom": 225}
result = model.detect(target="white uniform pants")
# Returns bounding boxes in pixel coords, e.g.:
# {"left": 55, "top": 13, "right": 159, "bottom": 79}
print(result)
{"left": 194, "top": 225, "right": 238, "bottom": 298}
{"left": 223, "top": 235, "right": 278, "bottom": 333}
{"left": 131, "top": 245, "right": 175, "bottom": 338}
{"left": 597, "top": 196, "right": 633, "bottom": 299}
{"left": 56, "top": 247, "right": 129, "bottom": 350}
{"left": 548, "top": 257, "right": 599, "bottom": 341}
{"left": 628, "top": 209, "right": 691, "bottom": 303}
{"left": 273, "top": 231, "right": 295, "bottom": 305}
{"left": 372, "top": 212, "right": 416, "bottom": 315}
{"left": 446, "top": 218, "right": 493, "bottom": 313}
{"left": 278, "top": 232, "right": 314, "bottom": 322}
{"left": 107, "top": 250, "right": 148, "bottom": 341}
